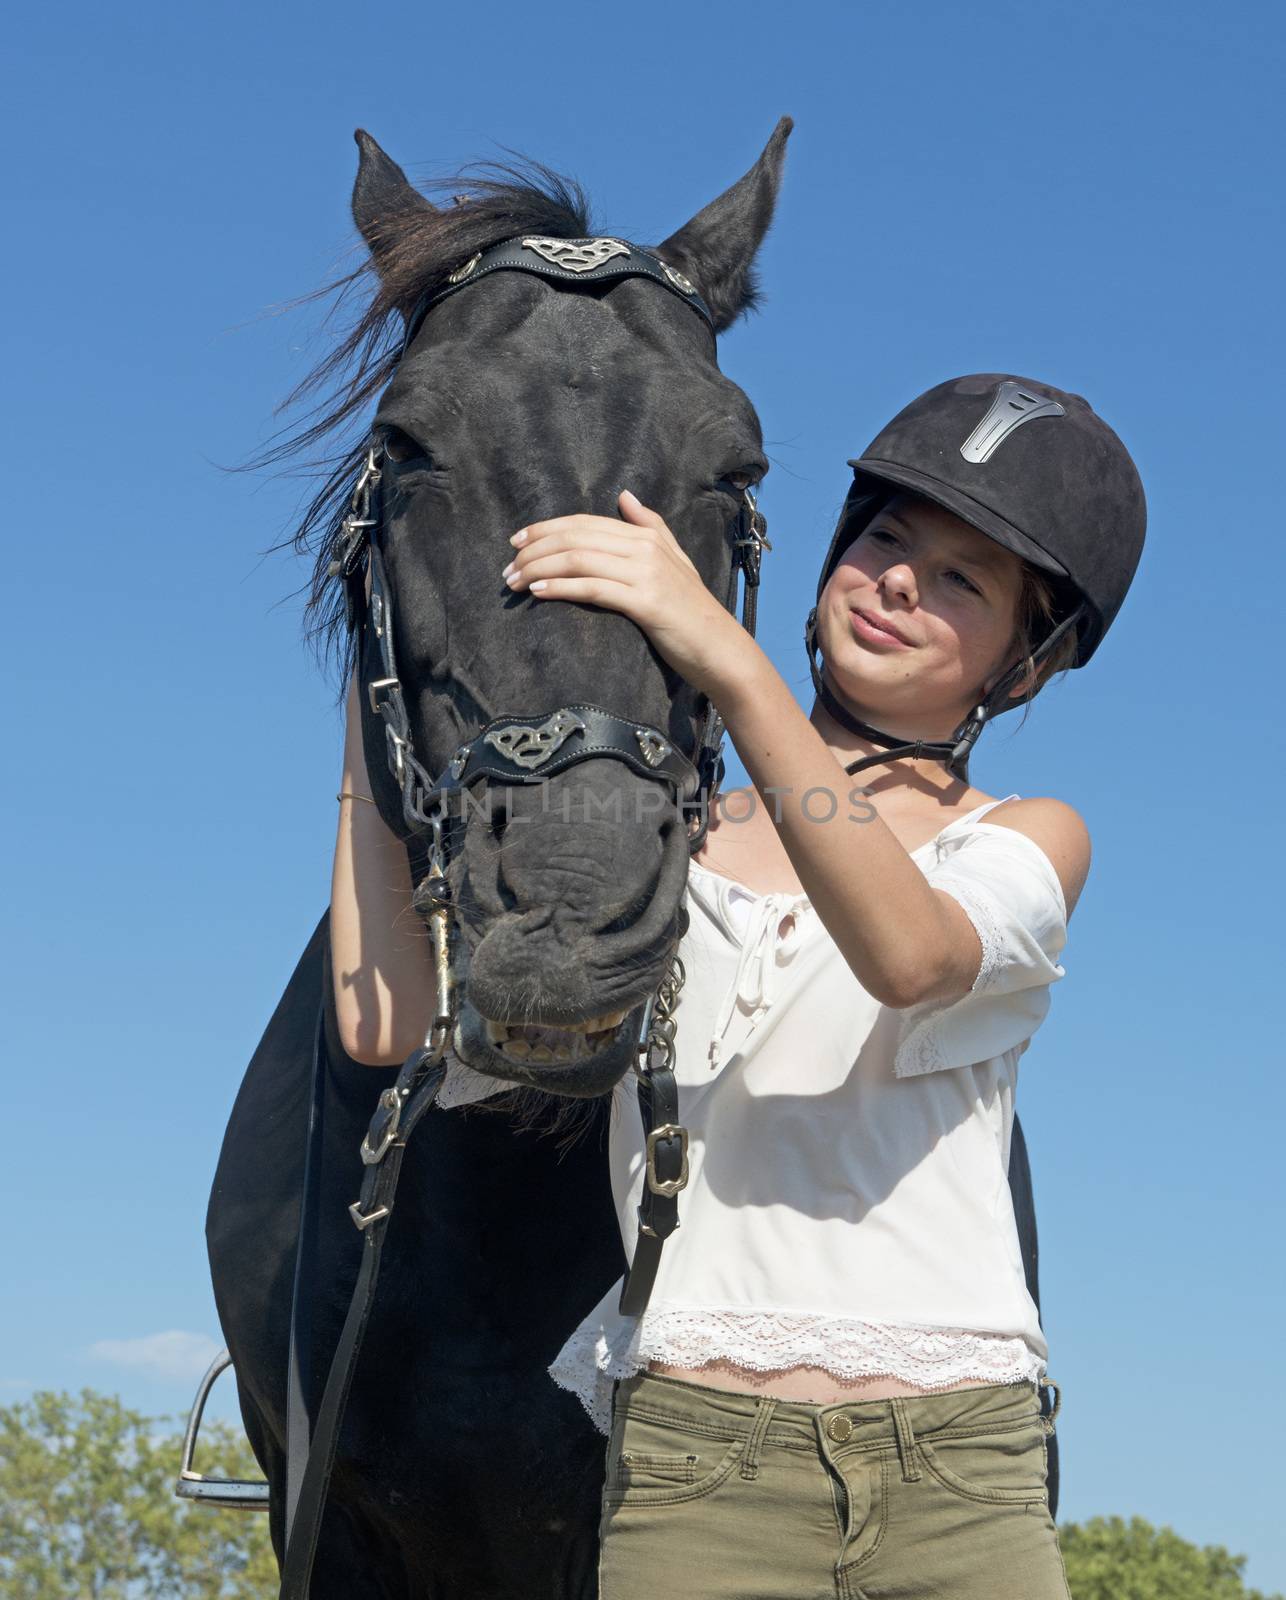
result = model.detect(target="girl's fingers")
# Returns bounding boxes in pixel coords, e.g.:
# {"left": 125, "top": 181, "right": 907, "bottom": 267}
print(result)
{"left": 514, "top": 513, "right": 631, "bottom": 545}
{"left": 509, "top": 526, "right": 648, "bottom": 567}
{"left": 504, "top": 547, "right": 644, "bottom": 590}
{"left": 522, "top": 576, "right": 633, "bottom": 605}
{"left": 618, "top": 489, "right": 668, "bottom": 533}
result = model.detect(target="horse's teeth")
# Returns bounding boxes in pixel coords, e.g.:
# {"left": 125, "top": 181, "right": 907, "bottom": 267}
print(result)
{"left": 586, "top": 1009, "right": 627, "bottom": 1032}
{"left": 482, "top": 1008, "right": 629, "bottom": 1056}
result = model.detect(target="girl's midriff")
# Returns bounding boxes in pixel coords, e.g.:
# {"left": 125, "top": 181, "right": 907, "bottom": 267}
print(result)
{"left": 646, "top": 1359, "right": 997, "bottom": 1402}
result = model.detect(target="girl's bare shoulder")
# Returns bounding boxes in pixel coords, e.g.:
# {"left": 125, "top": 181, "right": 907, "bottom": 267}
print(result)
{"left": 977, "top": 797, "right": 1092, "bottom": 918}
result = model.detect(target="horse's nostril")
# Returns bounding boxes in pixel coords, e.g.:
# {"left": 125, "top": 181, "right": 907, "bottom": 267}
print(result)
{"left": 600, "top": 887, "right": 652, "bottom": 937}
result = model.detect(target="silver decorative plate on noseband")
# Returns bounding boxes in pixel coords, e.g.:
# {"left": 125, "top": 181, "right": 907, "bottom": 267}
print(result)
{"left": 521, "top": 236, "right": 631, "bottom": 273}
{"left": 483, "top": 709, "right": 588, "bottom": 770}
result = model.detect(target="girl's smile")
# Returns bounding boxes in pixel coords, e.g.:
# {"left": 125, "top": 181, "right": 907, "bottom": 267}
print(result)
{"left": 849, "top": 606, "right": 915, "bottom": 649}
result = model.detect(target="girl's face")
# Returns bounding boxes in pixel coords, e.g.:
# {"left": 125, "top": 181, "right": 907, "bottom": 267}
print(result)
{"left": 818, "top": 492, "right": 1031, "bottom": 737}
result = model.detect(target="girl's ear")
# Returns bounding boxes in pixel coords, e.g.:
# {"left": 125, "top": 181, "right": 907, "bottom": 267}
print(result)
{"left": 987, "top": 657, "right": 1039, "bottom": 700}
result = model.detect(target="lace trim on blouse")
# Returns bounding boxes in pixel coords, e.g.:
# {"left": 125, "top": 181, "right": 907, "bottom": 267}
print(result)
{"left": 893, "top": 871, "right": 1010, "bottom": 1078}
{"left": 548, "top": 1304, "right": 1046, "bottom": 1435}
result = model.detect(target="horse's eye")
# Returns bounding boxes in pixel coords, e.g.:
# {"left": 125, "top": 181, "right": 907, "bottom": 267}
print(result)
{"left": 383, "top": 426, "right": 430, "bottom": 466}
{"left": 719, "top": 469, "right": 758, "bottom": 493}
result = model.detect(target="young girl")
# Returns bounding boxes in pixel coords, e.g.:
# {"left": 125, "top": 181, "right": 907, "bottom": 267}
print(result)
{"left": 331, "top": 372, "right": 1145, "bottom": 1599}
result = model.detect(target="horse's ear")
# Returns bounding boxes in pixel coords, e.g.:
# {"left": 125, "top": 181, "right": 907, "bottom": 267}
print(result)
{"left": 655, "top": 117, "right": 793, "bottom": 333}
{"left": 352, "top": 129, "right": 437, "bottom": 275}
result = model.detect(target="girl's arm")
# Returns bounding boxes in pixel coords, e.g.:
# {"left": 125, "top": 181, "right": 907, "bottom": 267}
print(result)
{"left": 330, "top": 668, "right": 438, "bottom": 1065}
{"left": 711, "top": 657, "right": 1090, "bottom": 1009}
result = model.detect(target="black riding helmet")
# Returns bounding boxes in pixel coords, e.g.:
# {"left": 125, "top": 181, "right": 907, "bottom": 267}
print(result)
{"left": 804, "top": 373, "right": 1147, "bottom": 780}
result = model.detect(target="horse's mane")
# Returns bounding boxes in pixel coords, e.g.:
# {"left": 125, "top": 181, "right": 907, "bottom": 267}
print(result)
{"left": 253, "top": 161, "right": 594, "bottom": 688}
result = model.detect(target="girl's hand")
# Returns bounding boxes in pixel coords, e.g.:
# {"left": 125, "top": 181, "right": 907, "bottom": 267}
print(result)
{"left": 500, "top": 490, "right": 754, "bottom": 700}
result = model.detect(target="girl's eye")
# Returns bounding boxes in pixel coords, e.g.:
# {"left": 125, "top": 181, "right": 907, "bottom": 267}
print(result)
{"left": 871, "top": 529, "right": 979, "bottom": 594}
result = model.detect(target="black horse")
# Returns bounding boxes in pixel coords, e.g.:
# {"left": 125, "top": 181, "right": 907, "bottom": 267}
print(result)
{"left": 206, "top": 123, "right": 795, "bottom": 1599}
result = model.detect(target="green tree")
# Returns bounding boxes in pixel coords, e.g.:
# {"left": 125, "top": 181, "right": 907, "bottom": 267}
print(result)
{"left": 1061, "top": 1515, "right": 1282, "bottom": 1600}
{"left": 0, "top": 1388, "right": 277, "bottom": 1599}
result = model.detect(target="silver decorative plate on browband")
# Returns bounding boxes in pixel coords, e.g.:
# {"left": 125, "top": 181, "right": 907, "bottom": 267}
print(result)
{"left": 521, "top": 236, "right": 630, "bottom": 273}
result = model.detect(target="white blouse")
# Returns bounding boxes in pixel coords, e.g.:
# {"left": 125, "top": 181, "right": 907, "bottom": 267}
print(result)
{"left": 542, "top": 794, "right": 1070, "bottom": 1433}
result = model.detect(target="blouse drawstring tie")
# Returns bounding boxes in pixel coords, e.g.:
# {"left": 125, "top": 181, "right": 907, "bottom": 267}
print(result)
{"left": 708, "top": 887, "right": 802, "bottom": 1070}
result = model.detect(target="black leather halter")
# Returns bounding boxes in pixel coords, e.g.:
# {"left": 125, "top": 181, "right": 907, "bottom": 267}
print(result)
{"left": 278, "top": 236, "right": 769, "bottom": 1600}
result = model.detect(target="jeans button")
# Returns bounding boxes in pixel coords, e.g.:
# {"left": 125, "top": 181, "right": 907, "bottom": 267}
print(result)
{"left": 826, "top": 1414, "right": 853, "bottom": 1442}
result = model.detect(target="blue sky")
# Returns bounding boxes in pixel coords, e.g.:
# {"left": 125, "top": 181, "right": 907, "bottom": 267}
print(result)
{"left": 4, "top": 0, "right": 1283, "bottom": 1587}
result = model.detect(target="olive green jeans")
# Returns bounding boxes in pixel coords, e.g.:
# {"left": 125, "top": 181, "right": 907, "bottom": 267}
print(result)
{"left": 598, "top": 1370, "right": 1069, "bottom": 1600}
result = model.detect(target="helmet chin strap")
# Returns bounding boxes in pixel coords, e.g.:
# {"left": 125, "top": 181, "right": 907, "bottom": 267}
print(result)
{"left": 803, "top": 604, "right": 1086, "bottom": 784}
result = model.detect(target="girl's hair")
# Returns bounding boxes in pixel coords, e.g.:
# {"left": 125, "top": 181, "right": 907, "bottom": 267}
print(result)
{"left": 1007, "top": 562, "right": 1080, "bottom": 728}
{"left": 827, "top": 488, "right": 1080, "bottom": 731}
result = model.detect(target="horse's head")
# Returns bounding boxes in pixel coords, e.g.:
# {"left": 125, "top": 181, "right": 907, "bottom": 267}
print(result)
{"left": 326, "top": 123, "right": 789, "bottom": 1098}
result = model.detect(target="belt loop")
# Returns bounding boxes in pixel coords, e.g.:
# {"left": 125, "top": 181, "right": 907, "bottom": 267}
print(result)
{"left": 740, "top": 1396, "right": 778, "bottom": 1481}
{"left": 890, "top": 1398, "right": 922, "bottom": 1484}
{"left": 1040, "top": 1379, "right": 1062, "bottom": 1433}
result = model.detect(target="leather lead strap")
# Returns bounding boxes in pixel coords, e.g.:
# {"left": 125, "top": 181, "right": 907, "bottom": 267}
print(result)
{"left": 617, "top": 1059, "right": 683, "bottom": 1316}
{"left": 283, "top": 997, "right": 328, "bottom": 1548}
{"left": 279, "top": 1161, "right": 400, "bottom": 1599}
{"left": 278, "top": 1051, "right": 447, "bottom": 1600}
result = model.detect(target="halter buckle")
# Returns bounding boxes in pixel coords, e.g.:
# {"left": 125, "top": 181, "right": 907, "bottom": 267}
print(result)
{"left": 348, "top": 1202, "right": 390, "bottom": 1231}
{"left": 385, "top": 730, "right": 407, "bottom": 784}
{"left": 368, "top": 677, "right": 399, "bottom": 715}
{"left": 644, "top": 1122, "right": 689, "bottom": 1196}
{"left": 360, "top": 1088, "right": 405, "bottom": 1166}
